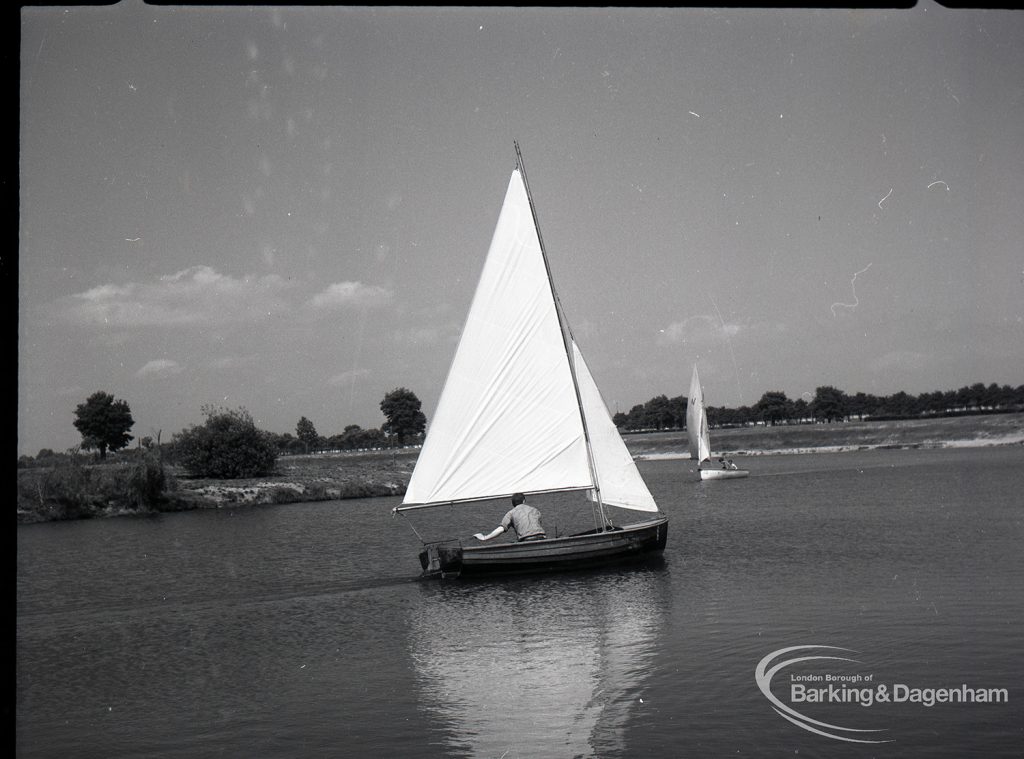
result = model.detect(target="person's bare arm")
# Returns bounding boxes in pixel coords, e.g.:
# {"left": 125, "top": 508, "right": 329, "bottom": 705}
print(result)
{"left": 473, "top": 525, "right": 505, "bottom": 541}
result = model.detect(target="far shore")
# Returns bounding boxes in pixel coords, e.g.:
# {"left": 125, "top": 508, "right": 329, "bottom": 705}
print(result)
{"left": 172, "top": 412, "right": 1023, "bottom": 507}
{"left": 17, "top": 412, "right": 1022, "bottom": 523}
{"left": 631, "top": 414, "right": 1024, "bottom": 460}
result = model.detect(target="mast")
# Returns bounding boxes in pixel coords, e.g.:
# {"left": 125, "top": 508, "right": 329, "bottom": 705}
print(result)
{"left": 514, "top": 140, "right": 610, "bottom": 530}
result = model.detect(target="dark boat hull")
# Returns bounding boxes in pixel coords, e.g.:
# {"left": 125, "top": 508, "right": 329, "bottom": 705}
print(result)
{"left": 418, "top": 516, "right": 669, "bottom": 579}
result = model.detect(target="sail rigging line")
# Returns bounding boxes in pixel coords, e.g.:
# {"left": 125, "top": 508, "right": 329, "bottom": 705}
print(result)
{"left": 513, "top": 141, "right": 610, "bottom": 531}
{"left": 394, "top": 501, "right": 481, "bottom": 546}
{"left": 393, "top": 509, "right": 429, "bottom": 544}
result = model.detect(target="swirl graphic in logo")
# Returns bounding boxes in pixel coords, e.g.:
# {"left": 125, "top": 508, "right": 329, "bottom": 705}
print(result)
{"left": 755, "top": 645, "right": 892, "bottom": 744}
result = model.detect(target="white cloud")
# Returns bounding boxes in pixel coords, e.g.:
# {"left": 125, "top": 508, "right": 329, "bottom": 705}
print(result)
{"left": 310, "top": 281, "right": 394, "bottom": 310}
{"left": 209, "top": 355, "right": 260, "bottom": 370}
{"left": 328, "top": 368, "right": 371, "bottom": 386}
{"left": 869, "top": 350, "right": 930, "bottom": 374}
{"left": 657, "top": 314, "right": 742, "bottom": 346}
{"left": 59, "top": 266, "right": 292, "bottom": 328}
{"left": 392, "top": 326, "right": 443, "bottom": 345}
{"left": 136, "top": 359, "right": 184, "bottom": 378}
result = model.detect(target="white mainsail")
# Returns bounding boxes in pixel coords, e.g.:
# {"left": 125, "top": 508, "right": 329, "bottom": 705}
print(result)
{"left": 687, "top": 365, "right": 712, "bottom": 465}
{"left": 401, "top": 166, "right": 657, "bottom": 514}
{"left": 402, "top": 169, "right": 592, "bottom": 507}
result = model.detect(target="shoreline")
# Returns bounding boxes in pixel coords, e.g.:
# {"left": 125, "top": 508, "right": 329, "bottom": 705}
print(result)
{"left": 17, "top": 413, "right": 1023, "bottom": 523}
{"left": 634, "top": 431, "right": 1024, "bottom": 460}
{"left": 116, "top": 413, "right": 1024, "bottom": 510}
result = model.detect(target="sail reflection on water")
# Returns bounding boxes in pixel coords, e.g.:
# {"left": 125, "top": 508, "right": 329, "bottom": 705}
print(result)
{"left": 406, "top": 567, "right": 670, "bottom": 757}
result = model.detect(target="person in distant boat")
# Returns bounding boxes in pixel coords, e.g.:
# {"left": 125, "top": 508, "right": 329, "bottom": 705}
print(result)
{"left": 726, "top": 459, "right": 739, "bottom": 470}
{"left": 473, "top": 492, "right": 546, "bottom": 542}
{"left": 718, "top": 457, "right": 727, "bottom": 469}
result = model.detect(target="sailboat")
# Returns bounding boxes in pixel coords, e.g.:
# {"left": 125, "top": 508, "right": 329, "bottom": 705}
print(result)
{"left": 392, "top": 143, "right": 668, "bottom": 578}
{"left": 686, "top": 365, "right": 749, "bottom": 480}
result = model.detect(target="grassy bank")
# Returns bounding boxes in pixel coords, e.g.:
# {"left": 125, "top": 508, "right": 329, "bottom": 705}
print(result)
{"left": 171, "top": 448, "right": 418, "bottom": 508}
{"left": 17, "top": 413, "right": 1022, "bottom": 524}
{"left": 626, "top": 411, "right": 1023, "bottom": 459}
{"left": 17, "top": 448, "right": 419, "bottom": 525}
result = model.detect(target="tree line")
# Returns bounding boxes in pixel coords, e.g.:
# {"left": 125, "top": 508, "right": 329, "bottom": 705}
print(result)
{"left": 287, "top": 387, "right": 427, "bottom": 454}
{"left": 612, "top": 382, "right": 1024, "bottom": 432}
{"left": 19, "top": 387, "right": 427, "bottom": 480}
{"left": 21, "top": 380, "right": 1023, "bottom": 477}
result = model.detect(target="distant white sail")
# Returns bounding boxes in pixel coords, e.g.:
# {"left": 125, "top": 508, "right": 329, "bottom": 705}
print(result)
{"left": 687, "top": 365, "right": 711, "bottom": 464}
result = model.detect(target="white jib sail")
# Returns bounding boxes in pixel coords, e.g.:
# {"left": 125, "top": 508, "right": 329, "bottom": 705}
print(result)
{"left": 402, "top": 169, "right": 593, "bottom": 506}
{"left": 573, "top": 341, "right": 659, "bottom": 513}
{"left": 687, "top": 365, "right": 712, "bottom": 464}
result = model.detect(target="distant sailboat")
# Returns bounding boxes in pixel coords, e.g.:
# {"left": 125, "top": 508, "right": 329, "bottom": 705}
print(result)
{"left": 392, "top": 143, "right": 668, "bottom": 578}
{"left": 686, "top": 365, "right": 749, "bottom": 480}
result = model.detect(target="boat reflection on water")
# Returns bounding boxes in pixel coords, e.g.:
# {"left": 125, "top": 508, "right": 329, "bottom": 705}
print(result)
{"left": 406, "top": 565, "right": 670, "bottom": 758}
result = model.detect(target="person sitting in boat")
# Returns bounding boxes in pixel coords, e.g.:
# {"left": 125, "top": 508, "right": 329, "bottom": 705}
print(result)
{"left": 718, "top": 457, "right": 728, "bottom": 469}
{"left": 726, "top": 459, "right": 739, "bottom": 470}
{"left": 473, "top": 492, "right": 547, "bottom": 542}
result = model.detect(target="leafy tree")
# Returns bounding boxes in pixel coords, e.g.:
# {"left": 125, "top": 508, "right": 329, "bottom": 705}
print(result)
{"left": 325, "top": 425, "right": 388, "bottom": 451}
{"left": 618, "top": 403, "right": 647, "bottom": 431}
{"left": 172, "top": 406, "right": 277, "bottom": 478}
{"left": 268, "top": 432, "right": 295, "bottom": 453}
{"left": 296, "top": 416, "right": 319, "bottom": 453}
{"left": 810, "top": 386, "right": 849, "bottom": 423}
{"left": 73, "top": 391, "right": 134, "bottom": 459}
{"left": 847, "top": 392, "right": 879, "bottom": 420}
{"left": 380, "top": 387, "right": 427, "bottom": 445}
{"left": 754, "top": 391, "right": 792, "bottom": 426}
{"left": 982, "top": 382, "right": 1005, "bottom": 409}
{"left": 967, "top": 382, "right": 987, "bottom": 409}
{"left": 877, "top": 390, "right": 919, "bottom": 418}
{"left": 708, "top": 404, "right": 753, "bottom": 427}
{"left": 642, "top": 395, "right": 675, "bottom": 430}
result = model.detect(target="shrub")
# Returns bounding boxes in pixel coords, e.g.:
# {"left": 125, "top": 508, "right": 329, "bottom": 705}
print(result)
{"left": 124, "top": 454, "right": 170, "bottom": 508}
{"left": 17, "top": 458, "right": 93, "bottom": 519}
{"left": 264, "top": 486, "right": 305, "bottom": 504}
{"left": 16, "top": 450, "right": 172, "bottom": 521}
{"left": 173, "top": 406, "right": 278, "bottom": 479}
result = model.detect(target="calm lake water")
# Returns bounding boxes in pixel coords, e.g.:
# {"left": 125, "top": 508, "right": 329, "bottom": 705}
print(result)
{"left": 17, "top": 447, "right": 1024, "bottom": 758}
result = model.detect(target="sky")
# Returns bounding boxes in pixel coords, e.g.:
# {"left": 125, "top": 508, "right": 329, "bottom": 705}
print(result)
{"left": 18, "top": 2, "right": 1024, "bottom": 457}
